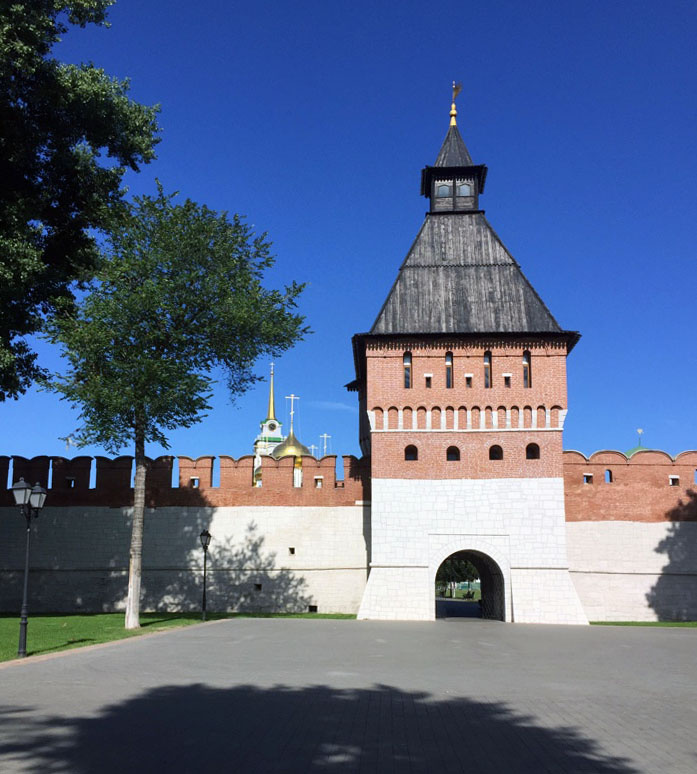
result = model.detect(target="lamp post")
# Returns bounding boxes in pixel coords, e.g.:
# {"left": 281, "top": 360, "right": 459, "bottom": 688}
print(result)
{"left": 199, "top": 529, "right": 212, "bottom": 621}
{"left": 11, "top": 477, "right": 47, "bottom": 658}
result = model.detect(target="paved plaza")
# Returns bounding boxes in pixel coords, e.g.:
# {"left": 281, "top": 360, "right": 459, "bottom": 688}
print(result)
{"left": 0, "top": 618, "right": 695, "bottom": 773}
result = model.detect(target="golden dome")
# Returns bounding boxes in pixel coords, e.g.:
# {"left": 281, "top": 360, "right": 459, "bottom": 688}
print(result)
{"left": 270, "top": 428, "right": 311, "bottom": 460}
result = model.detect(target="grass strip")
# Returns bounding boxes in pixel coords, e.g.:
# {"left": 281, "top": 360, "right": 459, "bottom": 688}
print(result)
{"left": 590, "top": 621, "right": 697, "bottom": 627}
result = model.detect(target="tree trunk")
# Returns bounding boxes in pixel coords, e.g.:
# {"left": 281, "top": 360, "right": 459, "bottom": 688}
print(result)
{"left": 125, "top": 421, "right": 147, "bottom": 630}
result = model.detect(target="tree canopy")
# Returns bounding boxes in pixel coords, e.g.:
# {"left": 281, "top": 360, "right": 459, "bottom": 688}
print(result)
{"left": 46, "top": 185, "right": 307, "bottom": 627}
{"left": 0, "top": 0, "right": 160, "bottom": 399}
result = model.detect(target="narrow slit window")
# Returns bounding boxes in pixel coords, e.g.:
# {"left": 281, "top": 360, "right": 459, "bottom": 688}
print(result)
{"left": 489, "top": 445, "right": 503, "bottom": 461}
{"left": 465, "top": 375, "right": 473, "bottom": 388}
{"left": 405, "top": 445, "right": 418, "bottom": 461}
{"left": 66, "top": 477, "right": 76, "bottom": 489}
{"left": 504, "top": 375, "right": 511, "bottom": 388}
{"left": 288, "top": 547, "right": 296, "bottom": 555}
{"left": 403, "top": 352, "right": 412, "bottom": 389}
{"left": 583, "top": 474, "right": 593, "bottom": 485}
{"left": 484, "top": 351, "right": 492, "bottom": 389}
{"left": 425, "top": 375, "right": 432, "bottom": 388}
{"left": 523, "top": 351, "right": 532, "bottom": 389}
{"left": 446, "top": 446, "right": 460, "bottom": 461}
{"left": 605, "top": 469, "right": 613, "bottom": 483}
{"left": 445, "top": 352, "right": 453, "bottom": 388}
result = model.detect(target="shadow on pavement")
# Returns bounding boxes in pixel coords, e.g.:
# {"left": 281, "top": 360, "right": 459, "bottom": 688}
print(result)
{"left": 0, "top": 683, "right": 638, "bottom": 773}
{"left": 435, "top": 597, "right": 482, "bottom": 619}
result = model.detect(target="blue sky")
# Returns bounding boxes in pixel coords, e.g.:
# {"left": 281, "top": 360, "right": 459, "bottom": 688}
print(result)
{"left": 3, "top": 0, "right": 697, "bottom": 464}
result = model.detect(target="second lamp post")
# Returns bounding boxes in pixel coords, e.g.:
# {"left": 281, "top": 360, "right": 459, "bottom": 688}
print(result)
{"left": 199, "top": 529, "right": 211, "bottom": 621}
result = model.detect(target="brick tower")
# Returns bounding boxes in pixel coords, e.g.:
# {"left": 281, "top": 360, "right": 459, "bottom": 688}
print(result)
{"left": 351, "top": 90, "right": 588, "bottom": 623}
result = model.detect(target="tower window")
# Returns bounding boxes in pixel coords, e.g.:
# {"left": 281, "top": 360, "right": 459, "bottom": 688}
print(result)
{"left": 523, "top": 351, "right": 532, "bottom": 389}
{"left": 605, "top": 469, "right": 613, "bottom": 483}
{"left": 190, "top": 477, "right": 200, "bottom": 488}
{"left": 445, "top": 352, "right": 453, "bottom": 388}
{"left": 504, "top": 375, "right": 511, "bottom": 388}
{"left": 425, "top": 375, "right": 432, "bottom": 388}
{"left": 405, "top": 445, "right": 418, "bottom": 461}
{"left": 436, "top": 183, "right": 452, "bottom": 198}
{"left": 526, "top": 443, "right": 540, "bottom": 460}
{"left": 403, "top": 352, "right": 412, "bottom": 389}
{"left": 446, "top": 446, "right": 460, "bottom": 461}
{"left": 314, "top": 476, "right": 323, "bottom": 489}
{"left": 489, "top": 445, "right": 503, "bottom": 461}
{"left": 583, "top": 474, "right": 593, "bottom": 485}
{"left": 465, "top": 374, "right": 473, "bottom": 388}
{"left": 669, "top": 476, "right": 680, "bottom": 487}
{"left": 484, "top": 351, "right": 492, "bottom": 389}
{"left": 457, "top": 181, "right": 472, "bottom": 196}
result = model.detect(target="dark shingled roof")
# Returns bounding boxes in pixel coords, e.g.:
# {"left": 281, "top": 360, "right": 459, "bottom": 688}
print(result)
{"left": 434, "top": 124, "right": 474, "bottom": 167}
{"left": 370, "top": 213, "right": 563, "bottom": 335}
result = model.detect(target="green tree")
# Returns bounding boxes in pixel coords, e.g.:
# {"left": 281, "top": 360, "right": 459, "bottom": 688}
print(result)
{"left": 0, "top": 0, "right": 160, "bottom": 399}
{"left": 436, "top": 557, "right": 478, "bottom": 598}
{"left": 46, "top": 186, "right": 307, "bottom": 628}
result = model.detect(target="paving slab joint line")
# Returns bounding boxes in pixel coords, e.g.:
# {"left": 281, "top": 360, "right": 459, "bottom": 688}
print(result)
{"left": 0, "top": 617, "right": 229, "bottom": 671}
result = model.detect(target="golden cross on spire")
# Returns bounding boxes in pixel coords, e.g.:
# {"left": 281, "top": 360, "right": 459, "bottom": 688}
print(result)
{"left": 450, "top": 81, "right": 462, "bottom": 127}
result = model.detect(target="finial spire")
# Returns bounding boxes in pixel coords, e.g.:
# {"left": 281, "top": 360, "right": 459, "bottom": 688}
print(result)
{"left": 266, "top": 362, "right": 277, "bottom": 421}
{"left": 450, "top": 81, "right": 462, "bottom": 127}
{"left": 285, "top": 393, "right": 299, "bottom": 433}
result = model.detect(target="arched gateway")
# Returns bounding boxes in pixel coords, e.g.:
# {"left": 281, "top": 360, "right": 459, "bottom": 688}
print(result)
{"left": 432, "top": 545, "right": 508, "bottom": 621}
{"left": 352, "top": 92, "right": 588, "bottom": 625}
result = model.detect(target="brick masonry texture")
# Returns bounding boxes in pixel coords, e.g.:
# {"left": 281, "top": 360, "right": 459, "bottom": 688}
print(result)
{"left": 564, "top": 450, "right": 697, "bottom": 522}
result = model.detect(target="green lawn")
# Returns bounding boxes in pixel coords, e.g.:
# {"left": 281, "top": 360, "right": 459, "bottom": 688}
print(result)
{"left": 0, "top": 611, "right": 355, "bottom": 662}
{"left": 590, "top": 621, "right": 697, "bottom": 627}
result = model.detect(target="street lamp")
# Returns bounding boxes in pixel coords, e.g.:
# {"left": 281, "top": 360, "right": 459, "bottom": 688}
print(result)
{"left": 199, "top": 529, "right": 212, "bottom": 621}
{"left": 11, "top": 477, "right": 47, "bottom": 658}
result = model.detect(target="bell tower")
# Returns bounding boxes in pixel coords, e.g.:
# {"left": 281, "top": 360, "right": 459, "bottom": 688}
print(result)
{"left": 352, "top": 88, "right": 588, "bottom": 624}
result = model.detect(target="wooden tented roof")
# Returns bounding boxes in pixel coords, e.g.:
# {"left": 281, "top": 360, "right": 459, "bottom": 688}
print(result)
{"left": 370, "top": 212, "right": 564, "bottom": 335}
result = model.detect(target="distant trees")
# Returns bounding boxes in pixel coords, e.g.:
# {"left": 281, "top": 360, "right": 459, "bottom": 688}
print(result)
{"left": 46, "top": 187, "right": 307, "bottom": 628}
{"left": 0, "top": 1, "right": 160, "bottom": 399}
{"left": 436, "top": 557, "right": 479, "bottom": 598}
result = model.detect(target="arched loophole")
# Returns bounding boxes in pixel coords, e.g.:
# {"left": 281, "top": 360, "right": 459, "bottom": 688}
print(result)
{"left": 526, "top": 443, "right": 540, "bottom": 460}
{"left": 404, "top": 445, "right": 418, "bottom": 461}
{"left": 489, "top": 445, "right": 503, "bottom": 461}
{"left": 446, "top": 446, "right": 460, "bottom": 461}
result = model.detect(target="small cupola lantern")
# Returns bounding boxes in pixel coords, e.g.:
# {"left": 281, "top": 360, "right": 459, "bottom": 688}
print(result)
{"left": 420, "top": 82, "right": 488, "bottom": 213}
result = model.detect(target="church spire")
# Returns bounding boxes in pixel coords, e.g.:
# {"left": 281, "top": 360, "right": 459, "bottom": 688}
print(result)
{"left": 266, "top": 362, "right": 277, "bottom": 422}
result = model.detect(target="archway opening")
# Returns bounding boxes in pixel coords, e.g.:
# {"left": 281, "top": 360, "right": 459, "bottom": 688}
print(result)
{"left": 435, "top": 550, "right": 505, "bottom": 621}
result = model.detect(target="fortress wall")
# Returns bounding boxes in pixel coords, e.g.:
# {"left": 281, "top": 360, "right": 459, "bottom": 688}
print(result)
{"left": 563, "top": 450, "right": 697, "bottom": 522}
{"left": 567, "top": 521, "right": 697, "bottom": 621}
{"left": 0, "top": 454, "right": 370, "bottom": 508}
{"left": 564, "top": 451, "right": 697, "bottom": 621}
{"left": 0, "top": 504, "right": 370, "bottom": 615}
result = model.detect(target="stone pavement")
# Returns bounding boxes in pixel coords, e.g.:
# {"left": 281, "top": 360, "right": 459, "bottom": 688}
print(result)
{"left": 0, "top": 618, "right": 695, "bottom": 773}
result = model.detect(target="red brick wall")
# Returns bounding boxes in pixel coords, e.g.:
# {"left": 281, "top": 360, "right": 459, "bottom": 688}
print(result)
{"left": 366, "top": 339, "right": 568, "bottom": 413}
{"left": 564, "top": 450, "right": 697, "bottom": 522}
{"left": 371, "top": 432, "right": 562, "bottom": 479}
{"left": 0, "top": 454, "right": 370, "bottom": 508}
{"left": 366, "top": 338, "right": 568, "bottom": 480}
